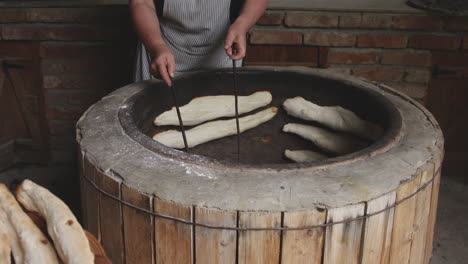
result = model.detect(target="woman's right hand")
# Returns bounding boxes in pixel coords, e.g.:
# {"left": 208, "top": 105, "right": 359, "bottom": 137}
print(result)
{"left": 149, "top": 43, "right": 176, "bottom": 86}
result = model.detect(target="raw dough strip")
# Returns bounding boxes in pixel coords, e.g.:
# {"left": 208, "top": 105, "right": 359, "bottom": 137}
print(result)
{"left": 284, "top": 149, "right": 328, "bottom": 163}
{"left": 283, "top": 97, "right": 383, "bottom": 140}
{"left": 0, "top": 184, "right": 59, "bottom": 264}
{"left": 16, "top": 180, "right": 94, "bottom": 264}
{"left": 0, "top": 213, "right": 11, "bottom": 264}
{"left": 154, "top": 107, "right": 278, "bottom": 149}
{"left": 154, "top": 91, "right": 272, "bottom": 126}
{"left": 283, "top": 123, "right": 368, "bottom": 155}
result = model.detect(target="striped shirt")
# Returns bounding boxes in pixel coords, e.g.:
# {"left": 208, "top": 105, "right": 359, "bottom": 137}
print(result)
{"left": 134, "top": 0, "right": 243, "bottom": 82}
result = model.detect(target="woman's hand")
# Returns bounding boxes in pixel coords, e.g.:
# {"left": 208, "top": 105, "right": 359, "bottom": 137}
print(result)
{"left": 224, "top": 19, "right": 248, "bottom": 60}
{"left": 149, "top": 43, "right": 176, "bottom": 86}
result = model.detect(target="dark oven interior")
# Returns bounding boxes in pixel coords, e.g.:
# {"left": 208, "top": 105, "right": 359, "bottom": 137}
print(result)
{"left": 121, "top": 69, "right": 401, "bottom": 166}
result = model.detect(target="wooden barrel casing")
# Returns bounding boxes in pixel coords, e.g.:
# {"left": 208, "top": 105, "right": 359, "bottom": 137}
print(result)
{"left": 77, "top": 68, "right": 444, "bottom": 264}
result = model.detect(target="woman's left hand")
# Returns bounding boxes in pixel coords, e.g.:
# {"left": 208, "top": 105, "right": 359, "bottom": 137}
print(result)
{"left": 224, "top": 21, "right": 248, "bottom": 60}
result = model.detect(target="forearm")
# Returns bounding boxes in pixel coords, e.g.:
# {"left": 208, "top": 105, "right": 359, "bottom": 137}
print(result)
{"left": 129, "top": 0, "right": 166, "bottom": 56}
{"left": 234, "top": 0, "right": 269, "bottom": 30}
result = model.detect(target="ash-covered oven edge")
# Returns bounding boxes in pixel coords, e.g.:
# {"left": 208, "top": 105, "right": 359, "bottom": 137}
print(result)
{"left": 76, "top": 67, "right": 444, "bottom": 212}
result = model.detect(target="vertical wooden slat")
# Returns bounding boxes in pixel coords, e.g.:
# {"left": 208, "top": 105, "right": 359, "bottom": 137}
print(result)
{"left": 154, "top": 199, "right": 193, "bottom": 264}
{"left": 83, "top": 158, "right": 100, "bottom": 239}
{"left": 424, "top": 159, "right": 442, "bottom": 264}
{"left": 95, "top": 170, "right": 124, "bottom": 264}
{"left": 409, "top": 165, "right": 435, "bottom": 264}
{"left": 238, "top": 211, "right": 281, "bottom": 264}
{"left": 324, "top": 203, "right": 365, "bottom": 264}
{"left": 361, "top": 192, "right": 396, "bottom": 264}
{"left": 281, "top": 209, "right": 326, "bottom": 264}
{"left": 78, "top": 150, "right": 88, "bottom": 227}
{"left": 122, "top": 185, "right": 154, "bottom": 264}
{"left": 194, "top": 207, "right": 237, "bottom": 264}
{"left": 389, "top": 173, "right": 423, "bottom": 264}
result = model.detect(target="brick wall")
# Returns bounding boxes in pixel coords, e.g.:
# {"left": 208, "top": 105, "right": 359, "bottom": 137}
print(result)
{"left": 0, "top": 6, "right": 135, "bottom": 210}
{"left": 247, "top": 11, "right": 468, "bottom": 103}
{"left": 1, "top": 5, "right": 466, "bottom": 186}
{"left": 0, "top": 7, "right": 135, "bottom": 165}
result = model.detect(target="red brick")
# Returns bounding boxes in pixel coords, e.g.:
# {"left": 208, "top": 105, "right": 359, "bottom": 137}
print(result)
{"left": 44, "top": 89, "right": 104, "bottom": 106}
{"left": 0, "top": 7, "right": 128, "bottom": 24}
{"left": 404, "top": 69, "right": 431, "bottom": 83}
{"left": 408, "top": 35, "right": 461, "bottom": 50}
{"left": 257, "top": 12, "right": 284, "bottom": 25}
{"left": 39, "top": 43, "right": 133, "bottom": 58}
{"left": 328, "top": 49, "right": 378, "bottom": 64}
{"left": 250, "top": 30, "right": 302, "bottom": 45}
{"left": 43, "top": 75, "right": 122, "bottom": 90}
{"left": 285, "top": 12, "right": 339, "bottom": 28}
{"left": 41, "top": 59, "right": 131, "bottom": 75}
{"left": 352, "top": 67, "right": 404, "bottom": 82}
{"left": 393, "top": 15, "right": 444, "bottom": 31}
{"left": 433, "top": 66, "right": 468, "bottom": 79}
{"left": 68, "top": 93, "right": 103, "bottom": 105}
{"left": 0, "top": 42, "right": 39, "bottom": 57}
{"left": 432, "top": 51, "right": 468, "bottom": 67}
{"left": 389, "top": 83, "right": 428, "bottom": 99}
{"left": 1, "top": 25, "right": 129, "bottom": 41}
{"left": 304, "top": 31, "right": 356, "bottom": 47}
{"left": 445, "top": 17, "right": 468, "bottom": 31}
{"left": 381, "top": 50, "right": 431, "bottom": 66}
{"left": 327, "top": 66, "right": 352, "bottom": 75}
{"left": 245, "top": 45, "right": 318, "bottom": 67}
{"left": 44, "top": 91, "right": 67, "bottom": 105}
{"left": 46, "top": 105, "right": 88, "bottom": 120}
{"left": 339, "top": 14, "right": 362, "bottom": 28}
{"left": 358, "top": 34, "right": 407, "bottom": 48}
{"left": 48, "top": 120, "right": 75, "bottom": 136}
{"left": 50, "top": 135, "right": 76, "bottom": 150}
{"left": 361, "top": 14, "right": 393, "bottom": 29}
{"left": 50, "top": 150, "right": 76, "bottom": 163}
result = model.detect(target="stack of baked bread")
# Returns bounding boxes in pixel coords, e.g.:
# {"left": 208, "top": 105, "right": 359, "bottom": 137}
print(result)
{"left": 0, "top": 180, "right": 108, "bottom": 264}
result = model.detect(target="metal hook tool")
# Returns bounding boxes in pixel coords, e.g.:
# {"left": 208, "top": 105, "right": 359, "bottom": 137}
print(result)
{"left": 145, "top": 47, "right": 189, "bottom": 152}
{"left": 232, "top": 45, "right": 240, "bottom": 163}
{"left": 169, "top": 77, "right": 189, "bottom": 152}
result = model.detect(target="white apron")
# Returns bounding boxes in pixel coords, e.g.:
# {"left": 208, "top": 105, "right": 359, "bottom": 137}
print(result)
{"left": 134, "top": 0, "right": 242, "bottom": 81}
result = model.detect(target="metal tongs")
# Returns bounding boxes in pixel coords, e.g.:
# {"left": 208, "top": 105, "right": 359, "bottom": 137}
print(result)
{"left": 169, "top": 76, "right": 189, "bottom": 152}
{"left": 145, "top": 48, "right": 189, "bottom": 151}
{"left": 232, "top": 45, "right": 241, "bottom": 163}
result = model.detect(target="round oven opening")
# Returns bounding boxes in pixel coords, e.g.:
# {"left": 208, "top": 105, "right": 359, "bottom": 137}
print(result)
{"left": 119, "top": 68, "right": 402, "bottom": 169}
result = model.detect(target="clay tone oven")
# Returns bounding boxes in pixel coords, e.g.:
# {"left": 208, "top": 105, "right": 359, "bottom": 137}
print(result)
{"left": 77, "top": 67, "right": 443, "bottom": 264}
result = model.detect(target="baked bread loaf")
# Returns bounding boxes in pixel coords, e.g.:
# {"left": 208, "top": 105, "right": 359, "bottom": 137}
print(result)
{"left": 16, "top": 180, "right": 94, "bottom": 264}
{"left": 154, "top": 107, "right": 278, "bottom": 148}
{"left": 0, "top": 184, "right": 59, "bottom": 264}
{"left": 283, "top": 123, "right": 368, "bottom": 155}
{"left": 283, "top": 97, "right": 383, "bottom": 140}
{"left": 284, "top": 149, "right": 328, "bottom": 163}
{"left": 0, "top": 212, "right": 11, "bottom": 264}
{"left": 154, "top": 91, "right": 272, "bottom": 126}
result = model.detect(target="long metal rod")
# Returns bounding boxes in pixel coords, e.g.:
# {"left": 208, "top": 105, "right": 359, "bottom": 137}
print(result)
{"left": 232, "top": 58, "right": 240, "bottom": 163}
{"left": 144, "top": 48, "right": 188, "bottom": 152}
{"left": 169, "top": 78, "right": 189, "bottom": 152}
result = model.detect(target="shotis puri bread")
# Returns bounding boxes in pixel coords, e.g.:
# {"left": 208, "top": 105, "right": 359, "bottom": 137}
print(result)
{"left": 16, "top": 180, "right": 94, "bottom": 264}
{"left": 283, "top": 97, "right": 383, "bottom": 140}
{"left": 154, "top": 107, "right": 278, "bottom": 148}
{"left": 0, "top": 212, "right": 11, "bottom": 264}
{"left": 0, "top": 184, "right": 59, "bottom": 264}
{"left": 154, "top": 91, "right": 272, "bottom": 126}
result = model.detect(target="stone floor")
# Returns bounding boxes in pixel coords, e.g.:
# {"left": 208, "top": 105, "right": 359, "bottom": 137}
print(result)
{"left": 0, "top": 165, "right": 467, "bottom": 263}
{"left": 431, "top": 177, "right": 468, "bottom": 264}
